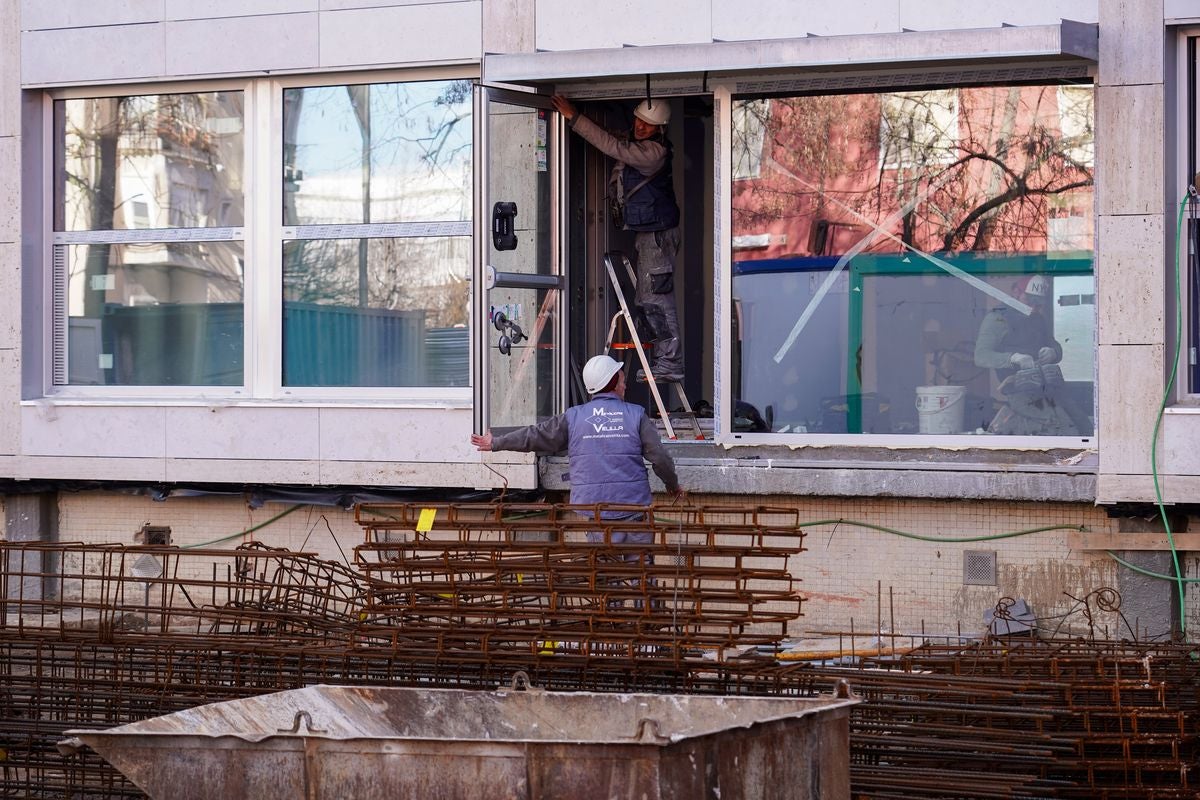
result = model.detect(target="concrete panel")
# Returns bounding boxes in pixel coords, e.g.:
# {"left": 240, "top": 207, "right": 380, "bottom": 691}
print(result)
{"left": 483, "top": 0, "right": 535, "bottom": 54}
{"left": 22, "top": 24, "right": 165, "bottom": 85}
{"left": 317, "top": 407, "right": 476, "bottom": 462}
{"left": 539, "top": 457, "right": 1098, "bottom": 502}
{"left": 319, "top": 458, "right": 537, "bottom": 488}
{"left": 0, "top": 0, "right": 18, "bottom": 138}
{"left": 165, "top": 14, "right": 319, "bottom": 76}
{"left": 164, "top": 406, "right": 321, "bottom": 460}
{"left": 1098, "top": 0, "right": 1163, "bottom": 87}
{"left": 899, "top": 0, "right": 1098, "bottom": 30}
{"left": 535, "top": 0, "right": 710, "bottom": 51}
{"left": 164, "top": 458, "right": 321, "bottom": 484}
{"left": 1095, "top": 84, "right": 1164, "bottom": 217}
{"left": 1096, "top": 214, "right": 1164, "bottom": 346}
{"left": 1097, "top": 342, "right": 1163, "bottom": 477}
{"left": 20, "top": 0, "right": 163, "bottom": 31}
{"left": 1162, "top": 410, "right": 1200, "bottom": 477}
{"left": 21, "top": 404, "right": 166, "bottom": 458}
{"left": 0, "top": 243, "right": 18, "bottom": 347}
{"left": 716, "top": 0, "right": 899, "bottom": 40}
{"left": 166, "top": 0, "right": 318, "bottom": 20}
{"left": 1166, "top": 0, "right": 1200, "bottom": 23}
{"left": 0, "top": 136, "right": 16, "bottom": 244}
{"left": 1165, "top": 474, "right": 1200, "bottom": 500}
{"left": 1114, "top": 545, "right": 1176, "bottom": 639}
{"left": 7, "top": 454, "right": 167, "bottom": 481}
{"left": 321, "top": 0, "right": 465, "bottom": 8}
{"left": 319, "top": 2, "right": 481, "bottom": 67}
{"left": 1097, "top": 473, "right": 1158, "bottom": 503}
{"left": 0, "top": 349, "right": 18, "bottom": 455}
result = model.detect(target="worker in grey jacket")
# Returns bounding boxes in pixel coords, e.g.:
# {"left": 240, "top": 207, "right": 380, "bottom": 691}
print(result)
{"left": 551, "top": 94, "right": 684, "bottom": 383}
{"left": 974, "top": 274, "right": 1078, "bottom": 435}
{"left": 471, "top": 354, "right": 683, "bottom": 544}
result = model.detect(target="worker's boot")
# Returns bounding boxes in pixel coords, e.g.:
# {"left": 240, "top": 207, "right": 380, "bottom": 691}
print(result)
{"left": 637, "top": 301, "right": 683, "bottom": 382}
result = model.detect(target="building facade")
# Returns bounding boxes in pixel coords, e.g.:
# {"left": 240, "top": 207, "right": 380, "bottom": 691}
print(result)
{"left": 2, "top": 0, "right": 1198, "bottom": 638}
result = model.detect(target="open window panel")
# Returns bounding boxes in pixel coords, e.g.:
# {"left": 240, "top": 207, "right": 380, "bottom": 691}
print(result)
{"left": 475, "top": 87, "right": 565, "bottom": 436}
{"left": 557, "top": 90, "right": 716, "bottom": 442}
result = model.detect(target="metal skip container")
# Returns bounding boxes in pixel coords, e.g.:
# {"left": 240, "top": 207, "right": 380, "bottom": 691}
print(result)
{"left": 61, "top": 679, "right": 857, "bottom": 800}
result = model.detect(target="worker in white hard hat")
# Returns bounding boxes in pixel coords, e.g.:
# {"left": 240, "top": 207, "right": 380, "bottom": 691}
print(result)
{"left": 974, "top": 274, "right": 1080, "bottom": 435}
{"left": 471, "top": 354, "right": 684, "bottom": 542}
{"left": 551, "top": 93, "right": 685, "bottom": 383}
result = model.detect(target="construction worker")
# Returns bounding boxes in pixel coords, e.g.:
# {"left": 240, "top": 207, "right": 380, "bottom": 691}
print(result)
{"left": 470, "top": 354, "right": 684, "bottom": 544}
{"left": 974, "top": 274, "right": 1080, "bottom": 435}
{"left": 550, "top": 94, "right": 684, "bottom": 383}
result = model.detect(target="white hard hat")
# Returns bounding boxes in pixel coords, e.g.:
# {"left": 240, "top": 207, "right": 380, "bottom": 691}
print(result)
{"left": 1021, "top": 274, "right": 1050, "bottom": 299}
{"left": 582, "top": 355, "right": 622, "bottom": 394}
{"left": 634, "top": 99, "right": 670, "bottom": 126}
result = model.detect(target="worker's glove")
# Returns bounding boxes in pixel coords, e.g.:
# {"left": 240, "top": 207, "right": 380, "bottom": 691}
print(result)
{"left": 1036, "top": 347, "right": 1057, "bottom": 365}
{"left": 1009, "top": 353, "right": 1036, "bottom": 371}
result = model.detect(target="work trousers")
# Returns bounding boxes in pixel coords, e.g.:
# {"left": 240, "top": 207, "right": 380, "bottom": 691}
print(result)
{"left": 633, "top": 227, "right": 682, "bottom": 374}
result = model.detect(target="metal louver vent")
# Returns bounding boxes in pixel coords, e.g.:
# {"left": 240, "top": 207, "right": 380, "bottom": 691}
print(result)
{"left": 51, "top": 245, "right": 68, "bottom": 385}
{"left": 963, "top": 550, "right": 998, "bottom": 586}
{"left": 735, "top": 64, "right": 1089, "bottom": 96}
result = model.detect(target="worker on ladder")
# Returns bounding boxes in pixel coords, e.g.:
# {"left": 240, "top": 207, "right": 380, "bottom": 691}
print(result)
{"left": 551, "top": 93, "right": 684, "bottom": 383}
{"left": 470, "top": 354, "right": 685, "bottom": 543}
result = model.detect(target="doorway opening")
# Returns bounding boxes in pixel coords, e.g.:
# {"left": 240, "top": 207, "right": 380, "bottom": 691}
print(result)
{"left": 561, "top": 94, "right": 715, "bottom": 439}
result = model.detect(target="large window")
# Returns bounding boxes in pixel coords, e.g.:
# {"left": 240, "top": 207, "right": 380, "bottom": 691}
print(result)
{"left": 731, "top": 84, "right": 1095, "bottom": 438}
{"left": 282, "top": 80, "right": 472, "bottom": 387}
{"left": 51, "top": 76, "right": 473, "bottom": 393}
{"left": 54, "top": 91, "right": 245, "bottom": 386}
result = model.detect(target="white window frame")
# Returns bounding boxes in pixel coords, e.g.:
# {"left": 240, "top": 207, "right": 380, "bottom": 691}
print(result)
{"left": 43, "top": 67, "right": 479, "bottom": 405}
{"left": 717, "top": 79, "right": 1097, "bottom": 450}
{"left": 1174, "top": 28, "right": 1200, "bottom": 402}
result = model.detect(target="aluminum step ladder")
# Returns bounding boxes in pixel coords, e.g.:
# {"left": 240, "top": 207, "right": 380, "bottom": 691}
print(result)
{"left": 602, "top": 251, "right": 704, "bottom": 441}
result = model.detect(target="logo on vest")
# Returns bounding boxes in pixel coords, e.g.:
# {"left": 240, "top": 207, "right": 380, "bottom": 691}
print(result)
{"left": 585, "top": 406, "right": 626, "bottom": 433}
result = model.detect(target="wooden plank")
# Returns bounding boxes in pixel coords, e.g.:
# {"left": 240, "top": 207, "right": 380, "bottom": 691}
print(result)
{"left": 1068, "top": 531, "right": 1200, "bottom": 551}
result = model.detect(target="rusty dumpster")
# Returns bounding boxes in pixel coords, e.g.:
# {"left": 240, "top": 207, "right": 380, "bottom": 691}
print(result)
{"left": 61, "top": 679, "right": 856, "bottom": 799}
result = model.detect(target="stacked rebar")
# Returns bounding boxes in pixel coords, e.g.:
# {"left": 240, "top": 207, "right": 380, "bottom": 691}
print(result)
{"left": 353, "top": 502, "right": 806, "bottom": 661}
{"left": 1, "top": 505, "right": 1198, "bottom": 798}
{"left": 805, "top": 637, "right": 1200, "bottom": 799}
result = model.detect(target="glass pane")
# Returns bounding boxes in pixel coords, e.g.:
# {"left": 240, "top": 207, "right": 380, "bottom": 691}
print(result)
{"left": 731, "top": 84, "right": 1095, "bottom": 437}
{"left": 284, "top": 80, "right": 473, "bottom": 225}
{"left": 64, "top": 242, "right": 244, "bottom": 385}
{"left": 282, "top": 237, "right": 470, "bottom": 387}
{"left": 486, "top": 100, "right": 558, "bottom": 430}
{"left": 55, "top": 92, "right": 244, "bottom": 232}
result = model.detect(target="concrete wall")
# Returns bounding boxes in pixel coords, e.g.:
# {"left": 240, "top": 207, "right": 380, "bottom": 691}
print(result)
{"left": 53, "top": 489, "right": 1187, "bottom": 638}
{"left": 19, "top": 0, "right": 483, "bottom": 85}
{"left": 532, "top": 0, "right": 1099, "bottom": 50}
{"left": 1093, "top": 0, "right": 1200, "bottom": 504}
{"left": 0, "top": 0, "right": 19, "bottom": 460}
{"left": 4, "top": 0, "right": 1198, "bottom": 506}
{"left": 4, "top": 0, "right": 536, "bottom": 489}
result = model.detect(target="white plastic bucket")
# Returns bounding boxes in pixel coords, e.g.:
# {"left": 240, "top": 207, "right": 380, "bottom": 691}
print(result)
{"left": 915, "top": 385, "right": 966, "bottom": 434}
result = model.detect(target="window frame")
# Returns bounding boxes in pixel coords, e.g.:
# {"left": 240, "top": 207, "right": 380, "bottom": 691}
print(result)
{"left": 42, "top": 67, "right": 479, "bottom": 404}
{"left": 715, "top": 79, "right": 1099, "bottom": 450}
{"left": 1176, "top": 29, "right": 1200, "bottom": 401}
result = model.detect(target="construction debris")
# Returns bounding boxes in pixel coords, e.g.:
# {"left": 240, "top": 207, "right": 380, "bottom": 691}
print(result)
{"left": 0, "top": 503, "right": 1196, "bottom": 798}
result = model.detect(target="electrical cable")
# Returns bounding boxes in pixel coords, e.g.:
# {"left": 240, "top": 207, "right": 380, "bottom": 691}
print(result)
{"left": 1106, "top": 549, "right": 1200, "bottom": 584}
{"left": 652, "top": 513, "right": 1084, "bottom": 544}
{"left": 180, "top": 503, "right": 304, "bottom": 549}
{"left": 794, "top": 519, "right": 1084, "bottom": 543}
{"left": 1148, "top": 192, "right": 1194, "bottom": 633}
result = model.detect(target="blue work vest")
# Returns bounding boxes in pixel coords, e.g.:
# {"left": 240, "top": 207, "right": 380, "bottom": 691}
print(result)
{"left": 621, "top": 141, "right": 680, "bottom": 232}
{"left": 564, "top": 394, "right": 651, "bottom": 516}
